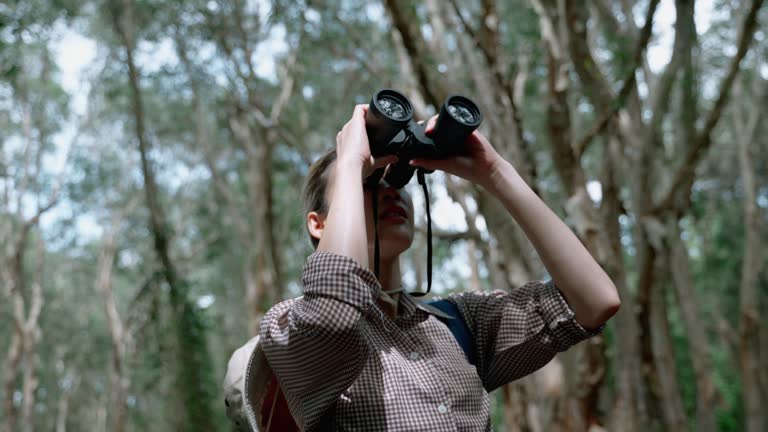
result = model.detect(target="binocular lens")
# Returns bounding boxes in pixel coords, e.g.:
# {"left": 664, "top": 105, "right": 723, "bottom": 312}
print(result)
{"left": 447, "top": 103, "right": 476, "bottom": 124}
{"left": 378, "top": 96, "right": 409, "bottom": 120}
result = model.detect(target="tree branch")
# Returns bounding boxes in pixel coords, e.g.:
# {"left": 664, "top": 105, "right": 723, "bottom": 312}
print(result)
{"left": 384, "top": 0, "right": 447, "bottom": 106}
{"left": 654, "top": 0, "right": 765, "bottom": 214}
{"left": 573, "top": 0, "right": 660, "bottom": 158}
{"left": 449, "top": 0, "right": 539, "bottom": 193}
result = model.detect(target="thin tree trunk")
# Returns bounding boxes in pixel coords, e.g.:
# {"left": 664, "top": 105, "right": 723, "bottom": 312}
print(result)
{"left": 55, "top": 372, "right": 77, "bottom": 432}
{"left": 666, "top": 220, "right": 717, "bottom": 431}
{"left": 2, "top": 329, "right": 22, "bottom": 432}
{"left": 648, "top": 243, "right": 688, "bottom": 431}
{"left": 55, "top": 391, "right": 69, "bottom": 432}
{"left": 503, "top": 382, "right": 532, "bottom": 432}
{"left": 536, "top": 3, "right": 616, "bottom": 429}
{"left": 602, "top": 135, "right": 646, "bottom": 432}
{"left": 3, "top": 219, "right": 49, "bottom": 432}
{"left": 228, "top": 114, "right": 282, "bottom": 336}
{"left": 467, "top": 240, "right": 482, "bottom": 292}
{"left": 198, "top": 11, "right": 297, "bottom": 334}
{"left": 96, "top": 216, "right": 130, "bottom": 432}
{"left": 20, "top": 236, "right": 43, "bottom": 432}
{"left": 109, "top": 1, "right": 217, "bottom": 429}
{"left": 734, "top": 74, "right": 765, "bottom": 432}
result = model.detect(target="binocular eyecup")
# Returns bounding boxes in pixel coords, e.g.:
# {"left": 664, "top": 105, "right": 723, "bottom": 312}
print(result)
{"left": 364, "top": 89, "right": 482, "bottom": 188}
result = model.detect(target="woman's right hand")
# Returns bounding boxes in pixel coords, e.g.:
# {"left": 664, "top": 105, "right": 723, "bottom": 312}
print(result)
{"left": 336, "top": 104, "right": 398, "bottom": 179}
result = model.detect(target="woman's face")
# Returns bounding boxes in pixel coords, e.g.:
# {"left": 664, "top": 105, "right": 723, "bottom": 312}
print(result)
{"left": 362, "top": 178, "right": 415, "bottom": 260}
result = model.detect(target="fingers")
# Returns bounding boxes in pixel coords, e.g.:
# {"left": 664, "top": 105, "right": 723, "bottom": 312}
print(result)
{"left": 372, "top": 155, "right": 398, "bottom": 169}
{"left": 424, "top": 115, "right": 438, "bottom": 133}
{"left": 353, "top": 104, "right": 368, "bottom": 119}
{"left": 409, "top": 158, "right": 439, "bottom": 171}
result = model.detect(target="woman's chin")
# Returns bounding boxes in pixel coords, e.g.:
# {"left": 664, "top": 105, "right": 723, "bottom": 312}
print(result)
{"left": 372, "top": 234, "right": 413, "bottom": 258}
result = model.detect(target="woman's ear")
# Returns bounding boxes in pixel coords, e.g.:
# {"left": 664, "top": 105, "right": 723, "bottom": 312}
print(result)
{"left": 307, "top": 211, "right": 325, "bottom": 243}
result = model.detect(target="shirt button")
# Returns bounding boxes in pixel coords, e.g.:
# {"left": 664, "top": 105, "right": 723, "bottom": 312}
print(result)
{"left": 409, "top": 351, "right": 419, "bottom": 360}
{"left": 438, "top": 403, "right": 448, "bottom": 414}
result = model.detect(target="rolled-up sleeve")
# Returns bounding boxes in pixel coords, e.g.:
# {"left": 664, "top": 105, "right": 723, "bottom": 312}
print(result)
{"left": 452, "top": 280, "right": 603, "bottom": 392}
{"left": 258, "top": 252, "right": 380, "bottom": 430}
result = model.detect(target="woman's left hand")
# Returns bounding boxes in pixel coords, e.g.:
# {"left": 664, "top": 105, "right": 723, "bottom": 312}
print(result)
{"left": 409, "top": 115, "right": 502, "bottom": 189}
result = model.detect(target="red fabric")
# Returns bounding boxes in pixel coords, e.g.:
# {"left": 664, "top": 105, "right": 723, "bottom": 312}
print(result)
{"left": 260, "top": 374, "right": 300, "bottom": 432}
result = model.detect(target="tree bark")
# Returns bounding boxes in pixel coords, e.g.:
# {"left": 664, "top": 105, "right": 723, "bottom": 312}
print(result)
{"left": 109, "top": 1, "right": 217, "bottom": 429}
{"left": 647, "top": 240, "right": 688, "bottom": 431}
{"left": 55, "top": 391, "right": 69, "bottom": 432}
{"left": 1, "top": 329, "right": 22, "bottom": 432}
{"left": 200, "top": 8, "right": 297, "bottom": 335}
{"left": 601, "top": 133, "right": 646, "bottom": 432}
{"left": 666, "top": 220, "right": 717, "bottom": 431}
{"left": 654, "top": 0, "right": 765, "bottom": 215}
{"left": 502, "top": 382, "right": 533, "bottom": 432}
{"left": 734, "top": 74, "right": 766, "bottom": 432}
{"left": 96, "top": 215, "right": 130, "bottom": 432}
{"left": 228, "top": 113, "right": 283, "bottom": 336}
{"left": 538, "top": 3, "right": 625, "bottom": 430}
{"left": 2, "top": 204, "right": 52, "bottom": 432}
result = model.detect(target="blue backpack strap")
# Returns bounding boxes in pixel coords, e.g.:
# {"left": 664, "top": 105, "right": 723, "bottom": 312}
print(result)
{"left": 426, "top": 299, "right": 477, "bottom": 367}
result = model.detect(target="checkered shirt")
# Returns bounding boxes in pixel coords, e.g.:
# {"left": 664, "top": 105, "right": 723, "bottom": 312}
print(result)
{"left": 259, "top": 252, "right": 602, "bottom": 431}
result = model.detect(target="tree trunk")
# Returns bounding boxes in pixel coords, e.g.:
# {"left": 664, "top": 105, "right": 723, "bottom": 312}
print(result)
{"left": 20, "top": 251, "right": 43, "bottom": 432}
{"left": 3, "top": 229, "right": 46, "bottom": 432}
{"left": 666, "top": 220, "right": 718, "bottom": 431}
{"left": 537, "top": 3, "right": 618, "bottom": 429}
{"left": 96, "top": 218, "right": 130, "bottom": 432}
{"left": 601, "top": 135, "right": 645, "bottom": 432}
{"left": 648, "top": 243, "right": 688, "bottom": 431}
{"left": 734, "top": 74, "right": 765, "bottom": 432}
{"left": 55, "top": 390, "right": 70, "bottom": 432}
{"left": 110, "top": 1, "right": 217, "bottom": 429}
{"left": 503, "top": 382, "right": 533, "bottom": 432}
{"left": 2, "top": 329, "right": 22, "bottom": 432}
{"left": 228, "top": 113, "right": 282, "bottom": 336}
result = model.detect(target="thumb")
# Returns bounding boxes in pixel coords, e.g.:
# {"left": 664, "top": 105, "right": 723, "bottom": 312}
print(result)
{"left": 371, "top": 155, "right": 399, "bottom": 170}
{"left": 409, "top": 158, "right": 447, "bottom": 172}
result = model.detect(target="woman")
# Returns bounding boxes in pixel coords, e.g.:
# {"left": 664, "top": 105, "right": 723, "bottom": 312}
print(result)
{"left": 232, "top": 105, "right": 620, "bottom": 431}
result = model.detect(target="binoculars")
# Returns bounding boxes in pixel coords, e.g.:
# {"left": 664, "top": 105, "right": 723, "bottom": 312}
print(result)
{"left": 364, "top": 89, "right": 483, "bottom": 188}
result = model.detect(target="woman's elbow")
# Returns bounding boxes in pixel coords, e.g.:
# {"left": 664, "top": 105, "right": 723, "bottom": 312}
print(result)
{"left": 596, "top": 288, "right": 621, "bottom": 324}
{"left": 580, "top": 286, "right": 620, "bottom": 330}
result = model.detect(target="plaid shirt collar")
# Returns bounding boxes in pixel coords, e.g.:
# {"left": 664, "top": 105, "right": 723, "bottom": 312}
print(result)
{"left": 395, "top": 292, "right": 456, "bottom": 324}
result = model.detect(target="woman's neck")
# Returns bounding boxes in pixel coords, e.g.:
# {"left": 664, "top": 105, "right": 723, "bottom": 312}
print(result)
{"left": 370, "top": 255, "right": 401, "bottom": 318}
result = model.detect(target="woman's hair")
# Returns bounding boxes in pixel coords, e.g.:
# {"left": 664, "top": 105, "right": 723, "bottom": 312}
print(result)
{"left": 302, "top": 148, "right": 337, "bottom": 248}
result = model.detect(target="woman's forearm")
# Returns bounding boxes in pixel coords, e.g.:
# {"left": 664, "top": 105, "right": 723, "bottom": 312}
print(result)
{"left": 317, "top": 160, "right": 369, "bottom": 268}
{"left": 484, "top": 159, "right": 620, "bottom": 329}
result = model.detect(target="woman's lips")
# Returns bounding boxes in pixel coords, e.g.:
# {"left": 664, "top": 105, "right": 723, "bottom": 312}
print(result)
{"left": 379, "top": 205, "right": 408, "bottom": 222}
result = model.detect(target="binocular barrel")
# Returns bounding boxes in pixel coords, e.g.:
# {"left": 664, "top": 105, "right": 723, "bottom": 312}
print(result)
{"left": 365, "top": 89, "right": 414, "bottom": 157}
{"left": 431, "top": 95, "right": 483, "bottom": 157}
{"left": 364, "top": 89, "right": 482, "bottom": 188}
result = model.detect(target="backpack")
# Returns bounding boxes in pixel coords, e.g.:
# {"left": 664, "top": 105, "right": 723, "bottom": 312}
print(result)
{"left": 426, "top": 299, "right": 477, "bottom": 366}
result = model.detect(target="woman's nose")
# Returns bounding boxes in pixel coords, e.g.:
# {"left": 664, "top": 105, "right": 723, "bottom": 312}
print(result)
{"left": 378, "top": 183, "right": 403, "bottom": 202}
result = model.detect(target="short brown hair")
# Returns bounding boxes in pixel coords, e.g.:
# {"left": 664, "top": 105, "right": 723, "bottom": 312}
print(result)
{"left": 302, "top": 148, "right": 337, "bottom": 248}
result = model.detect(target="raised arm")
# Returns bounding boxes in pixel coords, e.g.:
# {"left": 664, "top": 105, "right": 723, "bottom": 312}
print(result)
{"left": 410, "top": 126, "right": 620, "bottom": 330}
{"left": 261, "top": 106, "right": 399, "bottom": 428}
{"left": 315, "top": 104, "right": 397, "bottom": 267}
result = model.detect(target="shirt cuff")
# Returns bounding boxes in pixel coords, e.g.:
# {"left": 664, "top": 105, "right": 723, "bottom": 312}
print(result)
{"left": 539, "top": 280, "right": 604, "bottom": 351}
{"left": 302, "top": 251, "right": 381, "bottom": 311}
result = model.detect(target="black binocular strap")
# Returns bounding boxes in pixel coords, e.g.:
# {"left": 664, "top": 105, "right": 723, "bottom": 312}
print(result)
{"left": 372, "top": 187, "right": 381, "bottom": 279}
{"left": 412, "top": 169, "right": 432, "bottom": 297}
{"left": 370, "top": 169, "right": 432, "bottom": 296}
